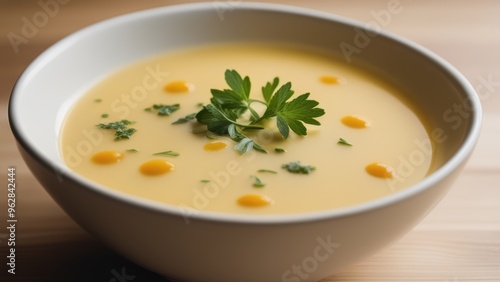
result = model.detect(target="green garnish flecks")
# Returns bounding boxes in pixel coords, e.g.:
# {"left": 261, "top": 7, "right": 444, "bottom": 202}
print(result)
{"left": 228, "top": 124, "right": 267, "bottom": 154}
{"left": 172, "top": 113, "right": 197, "bottom": 124}
{"left": 274, "top": 148, "right": 286, "bottom": 153}
{"left": 338, "top": 137, "right": 353, "bottom": 146}
{"left": 282, "top": 161, "right": 316, "bottom": 174}
{"left": 145, "top": 104, "right": 180, "bottom": 116}
{"left": 97, "top": 120, "right": 136, "bottom": 141}
{"left": 257, "top": 169, "right": 277, "bottom": 174}
{"left": 153, "top": 150, "right": 180, "bottom": 157}
{"left": 195, "top": 69, "right": 325, "bottom": 154}
{"left": 101, "top": 113, "right": 109, "bottom": 118}
{"left": 252, "top": 175, "right": 266, "bottom": 188}
{"left": 126, "top": 148, "right": 139, "bottom": 152}
{"left": 94, "top": 99, "right": 102, "bottom": 103}
{"left": 200, "top": 179, "right": 211, "bottom": 183}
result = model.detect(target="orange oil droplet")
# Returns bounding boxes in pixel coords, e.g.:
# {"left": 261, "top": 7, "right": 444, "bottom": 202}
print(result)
{"left": 237, "top": 194, "right": 273, "bottom": 207}
{"left": 91, "top": 151, "right": 123, "bottom": 164}
{"left": 203, "top": 141, "right": 228, "bottom": 151}
{"left": 341, "top": 115, "right": 370, "bottom": 128}
{"left": 320, "top": 75, "right": 341, "bottom": 84}
{"left": 365, "top": 162, "right": 395, "bottom": 179}
{"left": 163, "top": 80, "right": 194, "bottom": 93}
{"left": 139, "top": 159, "right": 174, "bottom": 176}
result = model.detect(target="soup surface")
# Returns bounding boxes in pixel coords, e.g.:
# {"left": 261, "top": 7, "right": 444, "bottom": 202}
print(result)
{"left": 60, "top": 42, "right": 433, "bottom": 215}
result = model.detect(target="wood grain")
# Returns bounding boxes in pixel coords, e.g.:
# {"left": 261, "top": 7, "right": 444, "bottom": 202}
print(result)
{"left": 1, "top": 0, "right": 499, "bottom": 281}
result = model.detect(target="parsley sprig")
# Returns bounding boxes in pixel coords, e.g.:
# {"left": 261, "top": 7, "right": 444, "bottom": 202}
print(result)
{"left": 196, "top": 70, "right": 325, "bottom": 153}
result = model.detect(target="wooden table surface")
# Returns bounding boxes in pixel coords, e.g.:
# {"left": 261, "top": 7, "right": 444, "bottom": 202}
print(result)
{"left": 1, "top": 0, "right": 499, "bottom": 281}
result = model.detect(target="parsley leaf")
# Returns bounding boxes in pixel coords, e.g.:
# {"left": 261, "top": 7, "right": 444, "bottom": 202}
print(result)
{"left": 257, "top": 169, "right": 277, "bottom": 174}
{"left": 337, "top": 137, "right": 353, "bottom": 146}
{"left": 226, "top": 69, "right": 251, "bottom": 101}
{"left": 172, "top": 113, "right": 197, "bottom": 124}
{"left": 251, "top": 175, "right": 266, "bottom": 188}
{"left": 261, "top": 77, "right": 280, "bottom": 104}
{"left": 282, "top": 161, "right": 316, "bottom": 174}
{"left": 228, "top": 124, "right": 267, "bottom": 154}
{"left": 196, "top": 103, "right": 238, "bottom": 134}
{"left": 153, "top": 150, "right": 180, "bottom": 156}
{"left": 145, "top": 104, "right": 180, "bottom": 116}
{"left": 197, "top": 103, "right": 263, "bottom": 135}
{"left": 97, "top": 120, "right": 136, "bottom": 141}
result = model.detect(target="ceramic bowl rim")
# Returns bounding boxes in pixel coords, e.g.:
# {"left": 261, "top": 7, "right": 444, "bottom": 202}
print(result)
{"left": 9, "top": 2, "right": 482, "bottom": 225}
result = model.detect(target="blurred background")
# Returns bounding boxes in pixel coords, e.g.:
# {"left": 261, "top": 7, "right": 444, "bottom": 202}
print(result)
{"left": 1, "top": 1, "right": 499, "bottom": 281}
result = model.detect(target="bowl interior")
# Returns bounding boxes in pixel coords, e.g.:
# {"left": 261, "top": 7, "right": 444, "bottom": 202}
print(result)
{"left": 9, "top": 3, "right": 481, "bottom": 220}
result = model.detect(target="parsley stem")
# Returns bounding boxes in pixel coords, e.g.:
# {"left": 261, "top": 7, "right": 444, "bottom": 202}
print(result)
{"left": 248, "top": 106, "right": 261, "bottom": 122}
{"left": 234, "top": 122, "right": 264, "bottom": 130}
{"left": 249, "top": 99, "right": 267, "bottom": 106}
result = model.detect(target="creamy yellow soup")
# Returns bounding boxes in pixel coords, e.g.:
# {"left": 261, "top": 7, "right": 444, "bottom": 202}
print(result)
{"left": 60, "top": 42, "right": 433, "bottom": 215}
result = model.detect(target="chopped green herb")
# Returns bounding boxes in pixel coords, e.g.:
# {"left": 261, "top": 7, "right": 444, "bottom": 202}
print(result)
{"left": 172, "top": 113, "right": 197, "bottom": 124}
{"left": 257, "top": 169, "right": 277, "bottom": 174}
{"left": 206, "top": 131, "right": 218, "bottom": 139}
{"left": 191, "top": 124, "right": 208, "bottom": 134}
{"left": 200, "top": 179, "right": 211, "bottom": 183}
{"left": 145, "top": 104, "right": 180, "bottom": 116}
{"left": 94, "top": 99, "right": 102, "bottom": 103}
{"left": 196, "top": 102, "right": 204, "bottom": 108}
{"left": 153, "top": 150, "right": 180, "bottom": 157}
{"left": 228, "top": 124, "right": 267, "bottom": 154}
{"left": 252, "top": 175, "right": 266, "bottom": 188}
{"left": 97, "top": 120, "right": 136, "bottom": 141}
{"left": 274, "top": 148, "right": 286, "bottom": 153}
{"left": 195, "top": 69, "right": 325, "bottom": 154}
{"left": 337, "top": 137, "right": 353, "bottom": 146}
{"left": 282, "top": 161, "right": 316, "bottom": 174}
{"left": 101, "top": 113, "right": 109, "bottom": 118}
{"left": 126, "top": 148, "right": 139, "bottom": 152}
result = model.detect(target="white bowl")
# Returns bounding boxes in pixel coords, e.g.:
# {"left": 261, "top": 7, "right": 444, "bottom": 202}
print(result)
{"left": 9, "top": 3, "right": 481, "bottom": 282}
